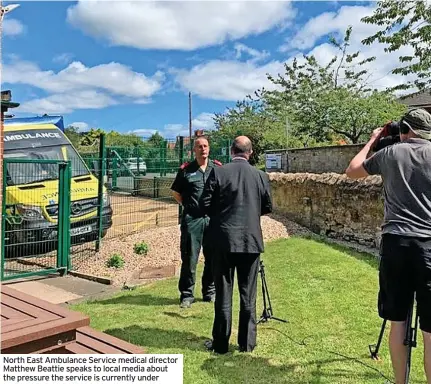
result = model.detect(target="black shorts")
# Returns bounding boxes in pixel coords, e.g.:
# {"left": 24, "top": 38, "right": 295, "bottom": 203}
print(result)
{"left": 378, "top": 234, "right": 431, "bottom": 333}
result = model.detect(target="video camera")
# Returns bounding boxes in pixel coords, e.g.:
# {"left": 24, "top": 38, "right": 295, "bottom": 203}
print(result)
{"left": 372, "top": 121, "right": 401, "bottom": 152}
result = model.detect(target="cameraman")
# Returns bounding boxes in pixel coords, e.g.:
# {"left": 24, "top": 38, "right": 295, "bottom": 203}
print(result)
{"left": 346, "top": 108, "right": 431, "bottom": 384}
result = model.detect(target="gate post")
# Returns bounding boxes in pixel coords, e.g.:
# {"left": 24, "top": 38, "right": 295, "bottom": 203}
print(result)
{"left": 178, "top": 136, "right": 184, "bottom": 224}
{"left": 96, "top": 134, "right": 106, "bottom": 252}
{"left": 58, "top": 161, "right": 71, "bottom": 274}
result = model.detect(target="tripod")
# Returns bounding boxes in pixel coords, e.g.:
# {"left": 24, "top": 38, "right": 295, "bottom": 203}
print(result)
{"left": 369, "top": 295, "right": 419, "bottom": 384}
{"left": 257, "top": 260, "right": 287, "bottom": 325}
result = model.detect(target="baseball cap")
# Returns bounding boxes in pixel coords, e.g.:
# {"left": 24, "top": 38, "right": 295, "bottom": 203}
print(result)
{"left": 401, "top": 108, "right": 431, "bottom": 140}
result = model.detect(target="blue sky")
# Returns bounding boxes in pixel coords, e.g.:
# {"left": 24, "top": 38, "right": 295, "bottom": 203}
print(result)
{"left": 2, "top": 1, "right": 412, "bottom": 139}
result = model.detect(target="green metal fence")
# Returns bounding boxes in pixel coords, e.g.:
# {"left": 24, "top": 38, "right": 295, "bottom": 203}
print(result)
{"left": 78, "top": 135, "right": 232, "bottom": 242}
{"left": 1, "top": 159, "right": 71, "bottom": 280}
{"left": 0, "top": 133, "right": 232, "bottom": 281}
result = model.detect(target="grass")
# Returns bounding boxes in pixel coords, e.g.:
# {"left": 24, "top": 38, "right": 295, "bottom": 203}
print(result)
{"left": 70, "top": 236, "right": 427, "bottom": 384}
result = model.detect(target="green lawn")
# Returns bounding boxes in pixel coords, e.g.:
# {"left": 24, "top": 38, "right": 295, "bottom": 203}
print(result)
{"left": 70, "top": 237, "right": 427, "bottom": 384}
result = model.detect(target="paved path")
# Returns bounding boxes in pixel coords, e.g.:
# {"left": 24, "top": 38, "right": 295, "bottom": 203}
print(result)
{"left": 3, "top": 275, "right": 118, "bottom": 305}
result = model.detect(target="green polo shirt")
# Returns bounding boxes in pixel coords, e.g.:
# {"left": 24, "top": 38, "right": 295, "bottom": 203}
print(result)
{"left": 171, "top": 159, "right": 221, "bottom": 218}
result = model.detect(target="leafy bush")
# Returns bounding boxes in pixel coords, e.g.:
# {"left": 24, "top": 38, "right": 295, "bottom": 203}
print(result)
{"left": 106, "top": 254, "right": 125, "bottom": 268}
{"left": 134, "top": 241, "right": 149, "bottom": 255}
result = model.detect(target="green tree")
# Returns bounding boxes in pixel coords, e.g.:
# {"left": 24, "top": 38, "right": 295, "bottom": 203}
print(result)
{"left": 80, "top": 128, "right": 105, "bottom": 147}
{"left": 147, "top": 132, "right": 165, "bottom": 147}
{"left": 64, "top": 125, "right": 82, "bottom": 148}
{"left": 105, "top": 131, "right": 144, "bottom": 147}
{"left": 361, "top": 0, "right": 431, "bottom": 91}
{"left": 213, "top": 98, "right": 287, "bottom": 165}
{"left": 265, "top": 26, "right": 407, "bottom": 143}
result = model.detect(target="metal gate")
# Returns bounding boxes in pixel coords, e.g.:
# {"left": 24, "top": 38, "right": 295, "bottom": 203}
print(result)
{"left": 1, "top": 159, "right": 71, "bottom": 281}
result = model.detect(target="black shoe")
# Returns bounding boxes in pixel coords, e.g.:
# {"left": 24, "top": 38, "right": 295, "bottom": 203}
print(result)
{"left": 204, "top": 340, "right": 214, "bottom": 351}
{"left": 180, "top": 298, "right": 195, "bottom": 308}
{"left": 238, "top": 345, "right": 255, "bottom": 353}
{"left": 203, "top": 295, "right": 215, "bottom": 303}
{"left": 204, "top": 340, "right": 228, "bottom": 354}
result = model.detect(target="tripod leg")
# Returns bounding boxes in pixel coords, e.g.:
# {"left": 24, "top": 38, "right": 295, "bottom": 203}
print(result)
{"left": 257, "top": 261, "right": 287, "bottom": 324}
{"left": 257, "top": 262, "right": 269, "bottom": 324}
{"left": 370, "top": 319, "right": 387, "bottom": 360}
{"left": 403, "top": 297, "right": 416, "bottom": 384}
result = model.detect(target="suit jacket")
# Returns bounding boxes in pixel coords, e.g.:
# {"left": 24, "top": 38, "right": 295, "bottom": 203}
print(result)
{"left": 200, "top": 157, "right": 273, "bottom": 254}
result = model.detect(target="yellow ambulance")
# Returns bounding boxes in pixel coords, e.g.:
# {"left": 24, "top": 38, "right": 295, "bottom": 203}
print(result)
{"left": 3, "top": 116, "right": 113, "bottom": 257}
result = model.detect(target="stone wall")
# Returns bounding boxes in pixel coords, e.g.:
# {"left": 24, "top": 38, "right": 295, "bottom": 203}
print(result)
{"left": 287, "top": 144, "right": 364, "bottom": 174}
{"left": 135, "top": 172, "right": 384, "bottom": 249}
{"left": 266, "top": 144, "right": 365, "bottom": 174}
{"left": 268, "top": 172, "right": 384, "bottom": 247}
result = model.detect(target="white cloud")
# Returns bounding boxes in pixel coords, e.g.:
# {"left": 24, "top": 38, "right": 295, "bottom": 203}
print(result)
{"left": 66, "top": 0, "right": 296, "bottom": 50}
{"left": 192, "top": 112, "right": 216, "bottom": 131}
{"left": 3, "top": 59, "right": 163, "bottom": 98}
{"left": 3, "top": 18, "right": 25, "bottom": 36}
{"left": 2, "top": 58, "right": 164, "bottom": 114}
{"left": 163, "top": 124, "right": 188, "bottom": 138}
{"left": 282, "top": 4, "right": 417, "bottom": 92}
{"left": 173, "top": 60, "right": 284, "bottom": 101}
{"left": 234, "top": 43, "right": 270, "bottom": 63}
{"left": 69, "top": 121, "right": 90, "bottom": 132}
{"left": 129, "top": 128, "right": 158, "bottom": 137}
{"left": 130, "top": 124, "right": 187, "bottom": 138}
{"left": 279, "top": 5, "right": 379, "bottom": 52}
{"left": 53, "top": 53, "right": 75, "bottom": 65}
{"left": 174, "top": 4, "right": 418, "bottom": 102}
{"left": 130, "top": 113, "right": 216, "bottom": 138}
{"left": 18, "top": 91, "right": 118, "bottom": 114}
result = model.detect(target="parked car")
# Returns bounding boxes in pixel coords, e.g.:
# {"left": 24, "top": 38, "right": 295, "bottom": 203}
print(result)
{"left": 125, "top": 157, "right": 147, "bottom": 176}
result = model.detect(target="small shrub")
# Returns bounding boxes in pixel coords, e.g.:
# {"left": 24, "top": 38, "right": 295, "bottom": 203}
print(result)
{"left": 106, "top": 253, "right": 125, "bottom": 268}
{"left": 134, "top": 241, "right": 149, "bottom": 255}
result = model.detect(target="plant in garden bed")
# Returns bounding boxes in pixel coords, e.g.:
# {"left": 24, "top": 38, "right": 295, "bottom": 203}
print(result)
{"left": 106, "top": 253, "right": 125, "bottom": 268}
{"left": 134, "top": 241, "right": 149, "bottom": 256}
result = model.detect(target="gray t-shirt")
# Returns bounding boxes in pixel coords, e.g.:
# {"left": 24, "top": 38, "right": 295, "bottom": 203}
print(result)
{"left": 363, "top": 138, "right": 431, "bottom": 237}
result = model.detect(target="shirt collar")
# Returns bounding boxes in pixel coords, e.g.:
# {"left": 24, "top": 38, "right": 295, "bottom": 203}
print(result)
{"left": 405, "top": 138, "right": 431, "bottom": 145}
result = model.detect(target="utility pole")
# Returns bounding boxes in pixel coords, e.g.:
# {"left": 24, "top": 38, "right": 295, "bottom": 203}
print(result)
{"left": 285, "top": 116, "right": 289, "bottom": 149}
{"left": 188, "top": 92, "right": 192, "bottom": 144}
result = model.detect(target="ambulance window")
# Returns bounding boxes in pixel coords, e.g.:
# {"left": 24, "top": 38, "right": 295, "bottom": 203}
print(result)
{"left": 4, "top": 145, "right": 90, "bottom": 185}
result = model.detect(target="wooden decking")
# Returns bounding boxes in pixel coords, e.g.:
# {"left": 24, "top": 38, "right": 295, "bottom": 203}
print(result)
{"left": 1, "top": 285, "right": 144, "bottom": 354}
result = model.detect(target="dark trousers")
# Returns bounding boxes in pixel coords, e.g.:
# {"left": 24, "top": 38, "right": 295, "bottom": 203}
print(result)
{"left": 179, "top": 215, "right": 215, "bottom": 301}
{"left": 211, "top": 252, "right": 260, "bottom": 353}
{"left": 379, "top": 234, "right": 431, "bottom": 332}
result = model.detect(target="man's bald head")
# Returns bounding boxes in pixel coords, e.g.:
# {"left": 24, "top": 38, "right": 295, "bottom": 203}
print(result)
{"left": 231, "top": 136, "right": 253, "bottom": 158}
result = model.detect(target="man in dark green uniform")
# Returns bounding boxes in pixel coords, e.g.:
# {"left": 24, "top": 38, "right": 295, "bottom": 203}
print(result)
{"left": 171, "top": 136, "right": 222, "bottom": 308}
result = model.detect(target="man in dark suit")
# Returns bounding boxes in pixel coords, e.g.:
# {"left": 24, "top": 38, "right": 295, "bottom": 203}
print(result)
{"left": 200, "top": 136, "right": 273, "bottom": 354}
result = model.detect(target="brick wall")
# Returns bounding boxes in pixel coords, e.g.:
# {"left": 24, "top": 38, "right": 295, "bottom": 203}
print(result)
{"left": 268, "top": 172, "right": 384, "bottom": 248}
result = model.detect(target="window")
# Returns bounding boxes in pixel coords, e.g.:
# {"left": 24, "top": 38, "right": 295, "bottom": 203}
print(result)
{"left": 5, "top": 145, "right": 90, "bottom": 186}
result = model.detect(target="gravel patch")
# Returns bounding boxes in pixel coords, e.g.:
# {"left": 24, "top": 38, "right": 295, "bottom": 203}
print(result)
{"left": 72, "top": 214, "right": 313, "bottom": 286}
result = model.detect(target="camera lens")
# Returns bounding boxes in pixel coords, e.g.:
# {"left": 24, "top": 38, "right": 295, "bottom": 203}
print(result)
{"left": 400, "top": 121, "right": 410, "bottom": 135}
{"left": 388, "top": 121, "right": 400, "bottom": 136}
